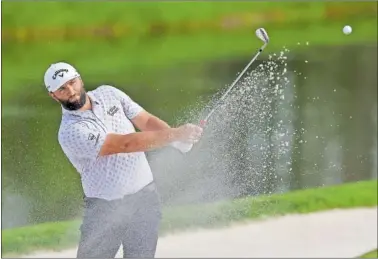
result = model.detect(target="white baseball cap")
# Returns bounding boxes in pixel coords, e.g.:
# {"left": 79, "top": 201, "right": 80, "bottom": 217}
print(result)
{"left": 44, "top": 62, "right": 80, "bottom": 92}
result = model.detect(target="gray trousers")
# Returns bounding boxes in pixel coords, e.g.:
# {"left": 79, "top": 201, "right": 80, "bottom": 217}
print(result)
{"left": 76, "top": 182, "right": 162, "bottom": 258}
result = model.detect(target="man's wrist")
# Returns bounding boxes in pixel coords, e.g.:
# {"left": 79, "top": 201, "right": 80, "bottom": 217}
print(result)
{"left": 166, "top": 128, "right": 180, "bottom": 142}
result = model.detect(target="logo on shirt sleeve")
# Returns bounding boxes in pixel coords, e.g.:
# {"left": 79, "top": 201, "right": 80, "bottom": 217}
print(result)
{"left": 88, "top": 133, "right": 100, "bottom": 145}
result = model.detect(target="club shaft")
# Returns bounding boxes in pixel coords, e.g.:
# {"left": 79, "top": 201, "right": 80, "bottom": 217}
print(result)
{"left": 203, "top": 43, "right": 268, "bottom": 122}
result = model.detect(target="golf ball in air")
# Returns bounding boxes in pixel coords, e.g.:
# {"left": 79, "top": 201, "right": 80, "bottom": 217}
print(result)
{"left": 343, "top": 25, "right": 352, "bottom": 35}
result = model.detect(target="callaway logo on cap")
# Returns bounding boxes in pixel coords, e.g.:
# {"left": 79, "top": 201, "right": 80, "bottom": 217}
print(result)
{"left": 44, "top": 62, "right": 80, "bottom": 92}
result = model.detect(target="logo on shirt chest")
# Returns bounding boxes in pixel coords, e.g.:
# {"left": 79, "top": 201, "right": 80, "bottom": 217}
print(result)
{"left": 107, "top": 106, "right": 120, "bottom": 116}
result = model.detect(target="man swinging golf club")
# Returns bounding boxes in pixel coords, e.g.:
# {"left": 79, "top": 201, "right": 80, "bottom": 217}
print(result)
{"left": 44, "top": 62, "right": 203, "bottom": 258}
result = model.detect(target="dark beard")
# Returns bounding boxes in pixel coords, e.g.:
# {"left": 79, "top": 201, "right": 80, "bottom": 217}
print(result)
{"left": 60, "top": 90, "right": 87, "bottom": 111}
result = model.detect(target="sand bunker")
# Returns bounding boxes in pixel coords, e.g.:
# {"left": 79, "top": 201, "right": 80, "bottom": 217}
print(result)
{"left": 20, "top": 207, "right": 377, "bottom": 258}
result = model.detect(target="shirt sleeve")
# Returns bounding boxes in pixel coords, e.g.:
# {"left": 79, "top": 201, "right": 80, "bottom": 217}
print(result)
{"left": 59, "top": 121, "right": 107, "bottom": 163}
{"left": 108, "top": 86, "right": 144, "bottom": 120}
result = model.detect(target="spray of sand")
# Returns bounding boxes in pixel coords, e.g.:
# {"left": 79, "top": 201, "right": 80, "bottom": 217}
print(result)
{"left": 148, "top": 47, "right": 304, "bottom": 224}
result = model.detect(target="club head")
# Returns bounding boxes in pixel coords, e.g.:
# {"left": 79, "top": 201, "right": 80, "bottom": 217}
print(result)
{"left": 256, "top": 28, "right": 269, "bottom": 43}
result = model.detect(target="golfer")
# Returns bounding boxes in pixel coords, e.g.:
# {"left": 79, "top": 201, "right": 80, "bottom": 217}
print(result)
{"left": 44, "top": 62, "right": 203, "bottom": 258}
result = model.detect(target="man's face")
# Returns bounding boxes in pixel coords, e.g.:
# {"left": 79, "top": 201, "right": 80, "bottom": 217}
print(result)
{"left": 50, "top": 77, "right": 87, "bottom": 111}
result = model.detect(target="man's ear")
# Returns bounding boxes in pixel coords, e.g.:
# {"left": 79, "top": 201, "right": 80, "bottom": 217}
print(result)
{"left": 49, "top": 92, "right": 59, "bottom": 102}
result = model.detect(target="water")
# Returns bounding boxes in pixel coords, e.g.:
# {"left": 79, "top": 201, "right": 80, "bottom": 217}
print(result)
{"left": 149, "top": 44, "right": 377, "bottom": 206}
{"left": 2, "top": 44, "right": 377, "bottom": 228}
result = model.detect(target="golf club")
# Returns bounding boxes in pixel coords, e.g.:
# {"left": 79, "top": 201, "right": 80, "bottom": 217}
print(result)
{"left": 173, "top": 28, "right": 270, "bottom": 153}
{"left": 199, "top": 27, "right": 269, "bottom": 127}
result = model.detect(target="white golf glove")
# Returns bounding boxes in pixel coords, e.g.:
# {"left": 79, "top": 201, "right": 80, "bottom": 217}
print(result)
{"left": 170, "top": 141, "right": 193, "bottom": 153}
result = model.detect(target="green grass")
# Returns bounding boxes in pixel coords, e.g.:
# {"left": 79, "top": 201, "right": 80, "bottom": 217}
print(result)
{"left": 359, "top": 249, "right": 378, "bottom": 258}
{"left": 2, "top": 180, "right": 377, "bottom": 256}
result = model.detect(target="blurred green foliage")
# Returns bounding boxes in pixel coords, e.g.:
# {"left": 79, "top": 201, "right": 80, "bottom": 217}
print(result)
{"left": 2, "top": 2, "right": 377, "bottom": 99}
{"left": 2, "top": 2, "right": 368, "bottom": 28}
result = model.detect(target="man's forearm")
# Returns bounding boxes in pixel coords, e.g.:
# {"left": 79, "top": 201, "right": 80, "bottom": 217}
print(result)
{"left": 131, "top": 111, "right": 172, "bottom": 132}
{"left": 145, "top": 115, "right": 171, "bottom": 131}
{"left": 99, "top": 129, "right": 179, "bottom": 156}
{"left": 130, "top": 112, "right": 197, "bottom": 153}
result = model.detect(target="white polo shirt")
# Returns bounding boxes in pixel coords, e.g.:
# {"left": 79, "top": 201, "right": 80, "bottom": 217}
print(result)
{"left": 58, "top": 85, "right": 154, "bottom": 200}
